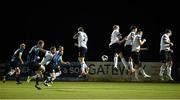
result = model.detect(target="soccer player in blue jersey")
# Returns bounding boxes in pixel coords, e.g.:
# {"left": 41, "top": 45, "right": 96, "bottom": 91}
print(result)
{"left": 26, "top": 40, "right": 46, "bottom": 89}
{"left": 44, "top": 46, "right": 69, "bottom": 86}
{"left": 3, "top": 43, "right": 26, "bottom": 84}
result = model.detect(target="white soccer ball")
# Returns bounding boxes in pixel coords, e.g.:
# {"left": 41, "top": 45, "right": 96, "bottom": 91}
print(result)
{"left": 101, "top": 55, "right": 108, "bottom": 62}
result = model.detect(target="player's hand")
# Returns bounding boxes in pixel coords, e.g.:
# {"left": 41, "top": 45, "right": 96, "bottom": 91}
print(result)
{"left": 143, "top": 39, "right": 146, "bottom": 42}
{"left": 170, "top": 42, "right": 173, "bottom": 46}
{"left": 124, "top": 36, "right": 127, "bottom": 40}
{"left": 74, "top": 43, "right": 78, "bottom": 47}
{"left": 170, "top": 49, "right": 173, "bottom": 53}
{"left": 65, "top": 62, "right": 70, "bottom": 64}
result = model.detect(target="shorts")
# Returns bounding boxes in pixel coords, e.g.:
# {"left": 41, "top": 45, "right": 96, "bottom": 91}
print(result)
{"left": 160, "top": 50, "right": 172, "bottom": 63}
{"left": 132, "top": 52, "right": 140, "bottom": 64}
{"left": 109, "top": 43, "right": 124, "bottom": 54}
{"left": 27, "top": 62, "right": 41, "bottom": 71}
{"left": 78, "top": 47, "right": 87, "bottom": 57}
{"left": 124, "top": 45, "right": 132, "bottom": 61}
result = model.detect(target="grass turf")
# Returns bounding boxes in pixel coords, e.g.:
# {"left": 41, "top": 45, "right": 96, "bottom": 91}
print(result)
{"left": 0, "top": 81, "right": 180, "bottom": 99}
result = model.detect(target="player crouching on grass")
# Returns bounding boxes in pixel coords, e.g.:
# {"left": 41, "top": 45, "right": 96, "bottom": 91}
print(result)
{"left": 3, "top": 43, "right": 26, "bottom": 84}
{"left": 43, "top": 46, "right": 70, "bottom": 86}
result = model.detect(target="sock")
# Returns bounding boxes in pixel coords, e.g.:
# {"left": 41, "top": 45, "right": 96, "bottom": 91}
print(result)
{"left": 129, "top": 61, "right": 133, "bottom": 70}
{"left": 16, "top": 74, "right": 20, "bottom": 83}
{"left": 121, "top": 58, "right": 128, "bottom": 69}
{"left": 167, "top": 67, "right": 172, "bottom": 77}
{"left": 114, "top": 56, "right": 118, "bottom": 68}
{"left": 135, "top": 69, "right": 139, "bottom": 80}
{"left": 36, "top": 76, "right": 40, "bottom": 85}
{"left": 159, "top": 65, "right": 165, "bottom": 76}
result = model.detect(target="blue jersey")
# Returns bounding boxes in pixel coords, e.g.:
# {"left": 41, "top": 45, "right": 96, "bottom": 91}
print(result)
{"left": 27, "top": 45, "right": 40, "bottom": 63}
{"left": 11, "top": 48, "right": 24, "bottom": 65}
{"left": 49, "top": 53, "right": 62, "bottom": 69}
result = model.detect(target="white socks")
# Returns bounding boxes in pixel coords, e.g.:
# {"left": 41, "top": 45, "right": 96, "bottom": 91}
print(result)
{"left": 159, "top": 65, "right": 165, "bottom": 76}
{"left": 121, "top": 58, "right": 128, "bottom": 70}
{"left": 114, "top": 56, "right": 118, "bottom": 68}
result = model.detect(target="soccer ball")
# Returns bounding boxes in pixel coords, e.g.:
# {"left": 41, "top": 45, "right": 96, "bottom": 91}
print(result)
{"left": 101, "top": 55, "right": 108, "bottom": 62}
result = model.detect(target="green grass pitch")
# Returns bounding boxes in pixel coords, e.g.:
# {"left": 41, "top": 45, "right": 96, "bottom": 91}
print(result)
{"left": 0, "top": 81, "right": 180, "bottom": 99}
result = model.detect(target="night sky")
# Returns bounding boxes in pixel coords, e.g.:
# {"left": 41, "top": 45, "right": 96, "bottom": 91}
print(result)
{"left": 1, "top": 1, "right": 179, "bottom": 63}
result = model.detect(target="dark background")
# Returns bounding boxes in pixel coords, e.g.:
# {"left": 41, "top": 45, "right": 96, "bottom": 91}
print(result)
{"left": 1, "top": 1, "right": 179, "bottom": 64}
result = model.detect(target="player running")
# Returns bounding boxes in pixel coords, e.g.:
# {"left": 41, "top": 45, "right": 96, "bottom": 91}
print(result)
{"left": 26, "top": 40, "right": 46, "bottom": 90}
{"left": 3, "top": 43, "right": 26, "bottom": 84}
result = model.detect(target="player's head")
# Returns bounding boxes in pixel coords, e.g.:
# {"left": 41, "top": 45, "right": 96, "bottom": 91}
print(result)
{"left": 130, "top": 25, "right": 138, "bottom": 33}
{"left": 58, "top": 45, "right": 64, "bottom": 55}
{"left": 20, "top": 43, "right": 26, "bottom": 49}
{"left": 78, "top": 27, "right": 84, "bottom": 32}
{"left": 113, "top": 25, "right": 120, "bottom": 30}
{"left": 137, "top": 30, "right": 143, "bottom": 35}
{"left": 165, "top": 29, "right": 172, "bottom": 36}
{"left": 50, "top": 46, "right": 56, "bottom": 54}
{"left": 37, "top": 40, "right": 44, "bottom": 49}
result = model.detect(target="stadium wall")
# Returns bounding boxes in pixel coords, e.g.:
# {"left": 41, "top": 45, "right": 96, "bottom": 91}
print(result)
{"left": 0, "top": 62, "right": 179, "bottom": 82}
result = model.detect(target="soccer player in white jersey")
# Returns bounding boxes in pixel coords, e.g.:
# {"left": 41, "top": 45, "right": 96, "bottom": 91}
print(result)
{"left": 159, "top": 29, "right": 174, "bottom": 81}
{"left": 40, "top": 46, "right": 56, "bottom": 66}
{"left": 109, "top": 25, "right": 128, "bottom": 70}
{"left": 124, "top": 25, "right": 137, "bottom": 72}
{"left": 132, "top": 30, "right": 150, "bottom": 81}
{"left": 73, "top": 27, "right": 89, "bottom": 78}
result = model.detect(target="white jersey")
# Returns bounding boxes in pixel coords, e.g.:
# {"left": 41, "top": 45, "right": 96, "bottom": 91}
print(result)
{"left": 160, "top": 34, "right": 171, "bottom": 51}
{"left": 132, "top": 34, "right": 142, "bottom": 52}
{"left": 40, "top": 51, "right": 54, "bottom": 65}
{"left": 78, "top": 31, "right": 88, "bottom": 49}
{"left": 124, "top": 32, "right": 135, "bottom": 46}
{"left": 109, "top": 30, "right": 120, "bottom": 46}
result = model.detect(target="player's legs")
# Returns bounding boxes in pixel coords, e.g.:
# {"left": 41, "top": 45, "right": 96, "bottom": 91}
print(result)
{"left": 3, "top": 67, "right": 16, "bottom": 82}
{"left": 159, "top": 50, "right": 167, "bottom": 80}
{"left": 124, "top": 45, "right": 135, "bottom": 72}
{"left": 132, "top": 52, "right": 140, "bottom": 81}
{"left": 166, "top": 52, "right": 173, "bottom": 80}
{"left": 119, "top": 52, "right": 129, "bottom": 70}
{"left": 78, "top": 57, "right": 87, "bottom": 77}
{"left": 159, "top": 63, "right": 166, "bottom": 80}
{"left": 139, "top": 63, "right": 151, "bottom": 78}
{"left": 166, "top": 61, "right": 173, "bottom": 80}
{"left": 26, "top": 63, "right": 34, "bottom": 83}
{"left": 15, "top": 67, "right": 21, "bottom": 84}
{"left": 78, "top": 47, "right": 88, "bottom": 77}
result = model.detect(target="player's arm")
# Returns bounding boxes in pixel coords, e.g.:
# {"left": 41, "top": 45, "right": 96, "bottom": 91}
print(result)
{"left": 117, "top": 36, "right": 127, "bottom": 44}
{"left": 39, "top": 48, "right": 47, "bottom": 53}
{"left": 73, "top": 32, "right": 79, "bottom": 39}
{"left": 59, "top": 56, "right": 70, "bottom": 64}
{"left": 163, "top": 36, "right": 173, "bottom": 46}
{"left": 18, "top": 52, "right": 24, "bottom": 64}
{"left": 137, "top": 37, "right": 146, "bottom": 45}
